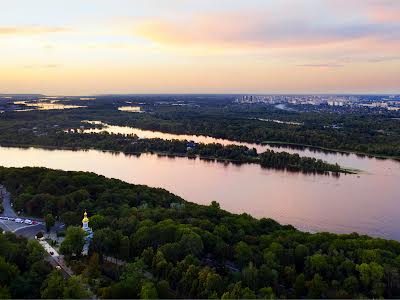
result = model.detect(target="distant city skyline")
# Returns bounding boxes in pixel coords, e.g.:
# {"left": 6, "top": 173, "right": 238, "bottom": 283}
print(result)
{"left": 1, "top": 0, "right": 400, "bottom": 95}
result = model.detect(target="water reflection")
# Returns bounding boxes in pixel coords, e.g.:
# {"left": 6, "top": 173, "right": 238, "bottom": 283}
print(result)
{"left": 118, "top": 106, "right": 142, "bottom": 113}
{"left": 13, "top": 100, "right": 86, "bottom": 111}
{"left": 81, "top": 121, "right": 399, "bottom": 172}
{"left": 0, "top": 146, "right": 399, "bottom": 240}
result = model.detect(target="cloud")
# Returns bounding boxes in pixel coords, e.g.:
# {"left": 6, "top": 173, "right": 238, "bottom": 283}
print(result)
{"left": 132, "top": 11, "right": 400, "bottom": 50}
{"left": 297, "top": 63, "right": 344, "bottom": 68}
{"left": 366, "top": 56, "right": 400, "bottom": 63}
{"left": 23, "top": 64, "right": 60, "bottom": 69}
{"left": 328, "top": 0, "right": 400, "bottom": 23}
{"left": 0, "top": 26, "right": 69, "bottom": 36}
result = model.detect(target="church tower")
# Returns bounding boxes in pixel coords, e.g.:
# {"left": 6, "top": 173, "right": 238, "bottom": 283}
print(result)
{"left": 82, "top": 210, "right": 93, "bottom": 238}
{"left": 82, "top": 210, "right": 90, "bottom": 231}
{"left": 82, "top": 210, "right": 93, "bottom": 256}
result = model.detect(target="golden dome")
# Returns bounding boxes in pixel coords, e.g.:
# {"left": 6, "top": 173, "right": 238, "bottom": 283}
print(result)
{"left": 82, "top": 211, "right": 89, "bottom": 223}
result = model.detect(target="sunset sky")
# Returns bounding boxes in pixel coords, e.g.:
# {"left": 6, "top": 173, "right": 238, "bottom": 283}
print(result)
{"left": 1, "top": 0, "right": 400, "bottom": 95}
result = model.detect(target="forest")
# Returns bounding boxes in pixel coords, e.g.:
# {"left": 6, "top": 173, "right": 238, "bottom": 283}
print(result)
{"left": 1, "top": 94, "right": 399, "bottom": 160}
{"left": 1, "top": 95, "right": 399, "bottom": 159}
{"left": 102, "top": 105, "right": 400, "bottom": 158}
{"left": 1, "top": 167, "right": 400, "bottom": 298}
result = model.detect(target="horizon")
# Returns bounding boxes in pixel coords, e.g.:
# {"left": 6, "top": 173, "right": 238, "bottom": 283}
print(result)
{"left": 1, "top": 0, "right": 400, "bottom": 94}
{"left": 1, "top": 92, "right": 399, "bottom": 97}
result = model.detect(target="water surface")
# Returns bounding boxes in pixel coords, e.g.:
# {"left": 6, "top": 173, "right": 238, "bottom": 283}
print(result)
{"left": 82, "top": 121, "right": 393, "bottom": 171}
{"left": 0, "top": 145, "right": 399, "bottom": 240}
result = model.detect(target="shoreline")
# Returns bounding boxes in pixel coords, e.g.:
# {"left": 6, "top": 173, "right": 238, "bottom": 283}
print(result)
{"left": 84, "top": 120, "right": 400, "bottom": 162}
{"left": 262, "top": 140, "right": 400, "bottom": 161}
{"left": 0, "top": 142, "right": 352, "bottom": 174}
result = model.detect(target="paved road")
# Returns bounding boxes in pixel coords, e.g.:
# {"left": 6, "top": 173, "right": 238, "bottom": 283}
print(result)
{"left": 14, "top": 223, "right": 46, "bottom": 239}
{"left": 0, "top": 185, "right": 65, "bottom": 238}
{"left": 0, "top": 185, "right": 73, "bottom": 277}
{"left": 0, "top": 185, "right": 17, "bottom": 218}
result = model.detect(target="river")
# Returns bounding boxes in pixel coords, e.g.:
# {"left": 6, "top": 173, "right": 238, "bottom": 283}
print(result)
{"left": 1, "top": 123, "right": 399, "bottom": 240}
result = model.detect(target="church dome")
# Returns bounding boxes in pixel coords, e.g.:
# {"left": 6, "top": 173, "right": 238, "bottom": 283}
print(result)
{"left": 82, "top": 211, "right": 89, "bottom": 223}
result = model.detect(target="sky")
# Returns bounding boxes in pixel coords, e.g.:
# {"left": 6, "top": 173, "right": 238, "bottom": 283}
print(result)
{"left": 1, "top": 0, "right": 400, "bottom": 95}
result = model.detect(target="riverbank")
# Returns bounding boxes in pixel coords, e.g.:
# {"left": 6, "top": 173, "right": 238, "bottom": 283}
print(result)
{"left": 81, "top": 120, "right": 399, "bottom": 163}
{"left": 0, "top": 137, "right": 352, "bottom": 174}
{"left": 262, "top": 141, "right": 400, "bottom": 161}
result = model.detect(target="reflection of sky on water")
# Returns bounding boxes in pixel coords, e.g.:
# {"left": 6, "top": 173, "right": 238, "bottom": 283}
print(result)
{"left": 82, "top": 121, "right": 400, "bottom": 173}
{"left": 0, "top": 146, "right": 399, "bottom": 240}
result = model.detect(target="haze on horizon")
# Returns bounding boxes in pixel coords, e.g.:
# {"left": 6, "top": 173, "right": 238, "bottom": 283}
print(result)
{"left": 1, "top": 0, "right": 400, "bottom": 95}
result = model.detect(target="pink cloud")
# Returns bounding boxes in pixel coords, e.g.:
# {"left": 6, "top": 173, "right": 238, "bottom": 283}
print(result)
{"left": 133, "top": 11, "right": 400, "bottom": 50}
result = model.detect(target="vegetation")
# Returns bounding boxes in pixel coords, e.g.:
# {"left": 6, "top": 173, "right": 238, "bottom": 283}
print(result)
{"left": 41, "top": 271, "right": 92, "bottom": 299}
{"left": 59, "top": 227, "right": 86, "bottom": 259}
{"left": 44, "top": 213, "right": 55, "bottom": 232}
{"left": 0, "top": 117, "right": 345, "bottom": 174}
{"left": 0, "top": 231, "right": 52, "bottom": 298}
{"left": 107, "top": 103, "right": 400, "bottom": 158}
{"left": 1, "top": 167, "right": 400, "bottom": 298}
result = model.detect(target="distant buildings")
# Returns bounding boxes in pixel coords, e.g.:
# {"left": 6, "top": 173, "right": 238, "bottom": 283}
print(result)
{"left": 235, "top": 94, "right": 400, "bottom": 112}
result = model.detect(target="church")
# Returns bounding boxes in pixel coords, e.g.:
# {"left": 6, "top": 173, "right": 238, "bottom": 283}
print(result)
{"left": 82, "top": 211, "right": 93, "bottom": 255}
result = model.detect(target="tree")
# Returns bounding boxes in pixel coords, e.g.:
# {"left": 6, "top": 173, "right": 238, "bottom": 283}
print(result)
{"left": 356, "top": 262, "right": 385, "bottom": 297}
{"left": 84, "top": 253, "right": 100, "bottom": 279}
{"left": 307, "top": 274, "right": 328, "bottom": 298}
{"left": 59, "top": 226, "right": 86, "bottom": 258}
{"left": 179, "top": 232, "right": 204, "bottom": 257}
{"left": 41, "top": 270, "right": 65, "bottom": 299}
{"left": 242, "top": 263, "right": 259, "bottom": 290}
{"left": 63, "top": 276, "right": 91, "bottom": 299}
{"left": 44, "top": 213, "right": 56, "bottom": 232}
{"left": 356, "top": 262, "right": 384, "bottom": 288}
{"left": 197, "top": 267, "right": 223, "bottom": 298}
{"left": 213, "top": 225, "right": 232, "bottom": 242}
{"left": 307, "top": 253, "right": 329, "bottom": 275}
{"left": 343, "top": 275, "right": 359, "bottom": 296}
{"left": 157, "top": 280, "right": 174, "bottom": 299}
{"left": 242, "top": 287, "right": 257, "bottom": 299}
{"left": 0, "top": 257, "right": 18, "bottom": 286}
{"left": 89, "top": 214, "right": 108, "bottom": 231}
{"left": 26, "top": 239, "right": 45, "bottom": 266}
{"left": 294, "top": 244, "right": 309, "bottom": 269}
{"left": 210, "top": 201, "right": 220, "bottom": 209}
{"left": 258, "top": 287, "right": 275, "bottom": 299}
{"left": 294, "top": 273, "right": 306, "bottom": 297}
{"left": 235, "top": 241, "right": 253, "bottom": 267}
{"left": 140, "top": 281, "right": 158, "bottom": 299}
{"left": 119, "top": 235, "right": 130, "bottom": 260}
{"left": 0, "top": 285, "right": 11, "bottom": 299}
{"left": 221, "top": 282, "right": 243, "bottom": 299}
{"left": 141, "top": 247, "right": 154, "bottom": 266}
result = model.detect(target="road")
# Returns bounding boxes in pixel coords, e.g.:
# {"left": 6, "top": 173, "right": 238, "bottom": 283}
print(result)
{"left": 0, "top": 185, "right": 65, "bottom": 238}
{"left": 0, "top": 185, "right": 73, "bottom": 277}
{"left": 0, "top": 185, "right": 46, "bottom": 237}
{"left": 0, "top": 185, "right": 17, "bottom": 217}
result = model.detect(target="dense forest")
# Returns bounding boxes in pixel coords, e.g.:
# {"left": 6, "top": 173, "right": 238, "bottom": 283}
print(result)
{"left": 1, "top": 167, "right": 400, "bottom": 298}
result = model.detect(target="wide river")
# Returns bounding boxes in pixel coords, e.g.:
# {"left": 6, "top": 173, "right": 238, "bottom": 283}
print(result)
{"left": 1, "top": 122, "right": 399, "bottom": 240}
